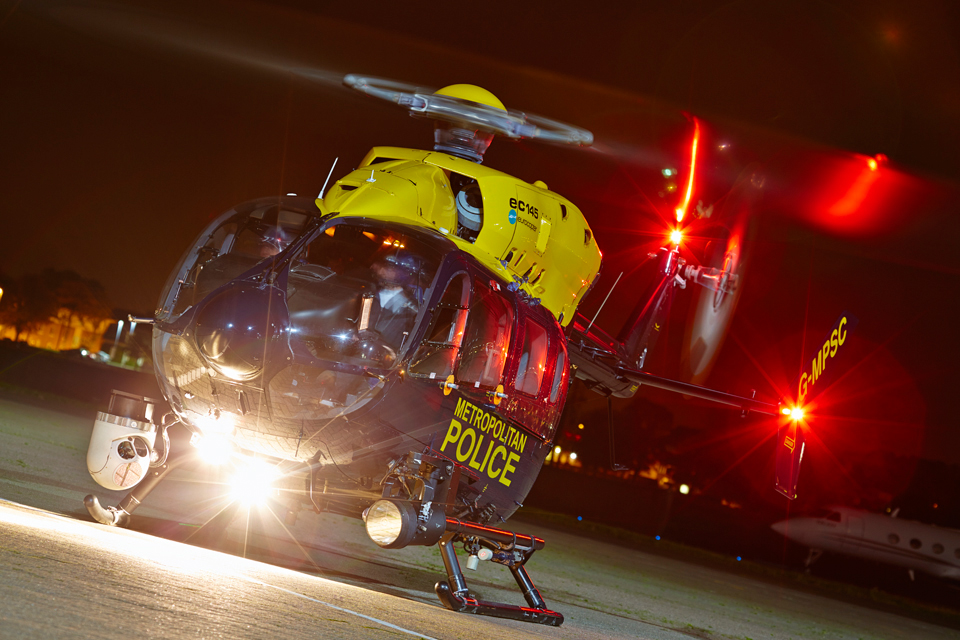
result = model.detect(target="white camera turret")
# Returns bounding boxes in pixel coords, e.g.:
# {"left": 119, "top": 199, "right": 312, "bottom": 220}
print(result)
{"left": 87, "top": 390, "right": 160, "bottom": 491}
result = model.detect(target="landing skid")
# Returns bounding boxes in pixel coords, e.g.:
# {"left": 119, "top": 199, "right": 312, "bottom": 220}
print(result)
{"left": 434, "top": 518, "right": 563, "bottom": 626}
{"left": 84, "top": 448, "right": 563, "bottom": 625}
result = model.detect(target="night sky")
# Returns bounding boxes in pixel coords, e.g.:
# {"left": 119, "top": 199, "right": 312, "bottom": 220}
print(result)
{"left": 3, "top": 0, "right": 960, "bottom": 506}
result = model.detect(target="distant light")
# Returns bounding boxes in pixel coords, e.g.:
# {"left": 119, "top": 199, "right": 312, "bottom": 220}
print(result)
{"left": 554, "top": 446, "right": 561, "bottom": 455}
{"left": 286, "top": 192, "right": 297, "bottom": 196}
{"left": 578, "top": 423, "right": 584, "bottom": 430}
{"left": 577, "top": 516, "right": 583, "bottom": 521}
{"left": 679, "top": 484, "right": 690, "bottom": 495}
{"left": 737, "top": 556, "right": 742, "bottom": 561}
{"left": 781, "top": 407, "right": 791, "bottom": 416}
{"left": 655, "top": 535, "right": 661, "bottom": 541}
{"left": 569, "top": 452, "right": 578, "bottom": 461}
{"left": 662, "top": 168, "right": 675, "bottom": 177}
{"left": 670, "top": 229, "right": 683, "bottom": 245}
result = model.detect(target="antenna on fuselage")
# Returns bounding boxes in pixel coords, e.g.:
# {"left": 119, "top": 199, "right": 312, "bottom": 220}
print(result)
{"left": 318, "top": 157, "right": 339, "bottom": 199}
{"left": 585, "top": 272, "right": 623, "bottom": 334}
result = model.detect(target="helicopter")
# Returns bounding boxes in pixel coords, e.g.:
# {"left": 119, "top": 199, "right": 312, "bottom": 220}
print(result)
{"left": 82, "top": 75, "right": 807, "bottom": 626}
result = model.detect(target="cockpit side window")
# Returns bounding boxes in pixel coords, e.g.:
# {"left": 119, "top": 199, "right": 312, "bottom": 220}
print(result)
{"left": 515, "top": 318, "right": 549, "bottom": 396}
{"left": 194, "top": 206, "right": 308, "bottom": 297}
{"left": 159, "top": 204, "right": 310, "bottom": 319}
{"left": 549, "top": 347, "right": 567, "bottom": 403}
{"left": 410, "top": 273, "right": 470, "bottom": 378}
{"left": 232, "top": 207, "right": 307, "bottom": 259}
{"left": 286, "top": 224, "right": 440, "bottom": 368}
{"left": 457, "top": 280, "right": 514, "bottom": 388}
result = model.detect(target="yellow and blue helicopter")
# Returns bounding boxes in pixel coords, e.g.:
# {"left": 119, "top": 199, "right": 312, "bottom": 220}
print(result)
{"left": 83, "top": 76, "right": 800, "bottom": 626}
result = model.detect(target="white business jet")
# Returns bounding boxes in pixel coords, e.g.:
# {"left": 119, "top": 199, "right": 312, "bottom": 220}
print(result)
{"left": 771, "top": 506, "right": 960, "bottom": 581}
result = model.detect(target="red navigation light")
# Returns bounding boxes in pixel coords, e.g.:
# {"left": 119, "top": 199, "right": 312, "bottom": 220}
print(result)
{"left": 781, "top": 406, "right": 804, "bottom": 421}
{"left": 670, "top": 229, "right": 683, "bottom": 245}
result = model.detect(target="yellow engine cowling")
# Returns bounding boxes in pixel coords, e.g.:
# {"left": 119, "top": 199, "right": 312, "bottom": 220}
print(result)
{"left": 320, "top": 147, "right": 601, "bottom": 326}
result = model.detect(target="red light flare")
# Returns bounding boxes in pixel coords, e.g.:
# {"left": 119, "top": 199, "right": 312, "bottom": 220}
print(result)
{"left": 827, "top": 154, "right": 885, "bottom": 217}
{"left": 676, "top": 117, "right": 701, "bottom": 224}
{"left": 764, "top": 148, "right": 943, "bottom": 237}
{"left": 679, "top": 419, "right": 779, "bottom": 497}
{"left": 743, "top": 324, "right": 925, "bottom": 500}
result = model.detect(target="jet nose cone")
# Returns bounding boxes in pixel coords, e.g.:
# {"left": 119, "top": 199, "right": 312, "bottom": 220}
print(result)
{"left": 770, "top": 520, "right": 789, "bottom": 536}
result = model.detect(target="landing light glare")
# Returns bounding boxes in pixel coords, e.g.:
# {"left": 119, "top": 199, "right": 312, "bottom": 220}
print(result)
{"left": 193, "top": 432, "right": 233, "bottom": 465}
{"left": 229, "top": 459, "right": 280, "bottom": 506}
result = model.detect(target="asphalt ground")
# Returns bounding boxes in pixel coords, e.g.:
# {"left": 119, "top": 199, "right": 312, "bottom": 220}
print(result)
{"left": 1, "top": 395, "right": 958, "bottom": 639}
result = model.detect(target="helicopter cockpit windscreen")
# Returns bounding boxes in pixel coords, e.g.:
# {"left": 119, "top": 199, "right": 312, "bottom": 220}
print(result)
{"left": 286, "top": 222, "right": 441, "bottom": 369}
{"left": 157, "top": 199, "right": 312, "bottom": 321}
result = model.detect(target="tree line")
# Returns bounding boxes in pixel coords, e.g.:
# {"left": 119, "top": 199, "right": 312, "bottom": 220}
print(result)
{"left": 0, "top": 269, "right": 114, "bottom": 340}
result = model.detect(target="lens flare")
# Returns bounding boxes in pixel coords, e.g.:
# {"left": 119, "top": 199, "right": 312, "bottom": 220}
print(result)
{"left": 670, "top": 229, "right": 683, "bottom": 245}
{"left": 676, "top": 118, "right": 701, "bottom": 223}
{"left": 229, "top": 458, "right": 280, "bottom": 506}
{"left": 193, "top": 432, "right": 234, "bottom": 465}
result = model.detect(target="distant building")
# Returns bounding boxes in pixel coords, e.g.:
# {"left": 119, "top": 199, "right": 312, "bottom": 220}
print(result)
{"left": 0, "top": 307, "right": 114, "bottom": 352}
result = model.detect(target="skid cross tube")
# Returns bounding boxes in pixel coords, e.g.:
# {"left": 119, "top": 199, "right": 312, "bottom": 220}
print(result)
{"left": 434, "top": 521, "right": 563, "bottom": 626}
{"left": 443, "top": 517, "right": 545, "bottom": 550}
